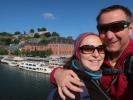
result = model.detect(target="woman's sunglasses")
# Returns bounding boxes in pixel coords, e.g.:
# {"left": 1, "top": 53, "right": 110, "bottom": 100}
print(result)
{"left": 79, "top": 45, "right": 105, "bottom": 54}
{"left": 97, "top": 20, "right": 130, "bottom": 34}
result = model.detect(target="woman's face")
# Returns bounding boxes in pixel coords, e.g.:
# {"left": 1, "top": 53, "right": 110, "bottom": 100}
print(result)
{"left": 79, "top": 35, "right": 105, "bottom": 71}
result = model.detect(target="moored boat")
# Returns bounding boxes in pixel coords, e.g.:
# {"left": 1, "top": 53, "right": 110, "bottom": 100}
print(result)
{"left": 19, "top": 61, "right": 52, "bottom": 74}
{"left": 1, "top": 56, "right": 25, "bottom": 67}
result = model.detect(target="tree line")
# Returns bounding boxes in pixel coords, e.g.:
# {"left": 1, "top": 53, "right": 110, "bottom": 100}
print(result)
{"left": 0, "top": 27, "right": 74, "bottom": 57}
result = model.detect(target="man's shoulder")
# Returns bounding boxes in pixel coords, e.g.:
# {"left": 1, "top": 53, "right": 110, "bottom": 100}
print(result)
{"left": 129, "top": 39, "right": 133, "bottom": 45}
{"left": 124, "top": 39, "right": 133, "bottom": 54}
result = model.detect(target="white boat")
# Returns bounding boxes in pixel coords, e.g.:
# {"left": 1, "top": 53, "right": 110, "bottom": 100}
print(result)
{"left": 18, "top": 56, "right": 68, "bottom": 74}
{"left": 19, "top": 61, "right": 52, "bottom": 74}
{"left": 0, "top": 56, "right": 3, "bottom": 61}
{"left": 1, "top": 56, "right": 25, "bottom": 67}
{"left": 1, "top": 55, "right": 69, "bottom": 74}
{"left": 8, "top": 61, "right": 18, "bottom": 67}
{"left": 49, "top": 57, "right": 65, "bottom": 69}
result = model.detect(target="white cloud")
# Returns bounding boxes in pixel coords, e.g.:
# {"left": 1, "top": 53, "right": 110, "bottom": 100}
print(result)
{"left": 43, "top": 12, "right": 55, "bottom": 20}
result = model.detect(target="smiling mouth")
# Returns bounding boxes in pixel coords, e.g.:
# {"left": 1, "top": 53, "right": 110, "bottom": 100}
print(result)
{"left": 107, "top": 40, "right": 119, "bottom": 45}
{"left": 89, "top": 60, "right": 101, "bottom": 62}
{"left": 91, "top": 61, "right": 101, "bottom": 66}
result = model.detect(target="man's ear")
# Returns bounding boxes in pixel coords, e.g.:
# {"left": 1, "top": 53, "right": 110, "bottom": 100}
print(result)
{"left": 128, "top": 22, "right": 133, "bottom": 36}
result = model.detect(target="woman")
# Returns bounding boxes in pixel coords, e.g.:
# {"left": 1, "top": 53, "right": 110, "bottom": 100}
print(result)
{"left": 47, "top": 32, "right": 110, "bottom": 100}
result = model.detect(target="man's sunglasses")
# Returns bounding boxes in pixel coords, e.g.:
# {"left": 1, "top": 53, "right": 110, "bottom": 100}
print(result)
{"left": 79, "top": 45, "right": 105, "bottom": 54}
{"left": 97, "top": 20, "right": 130, "bottom": 34}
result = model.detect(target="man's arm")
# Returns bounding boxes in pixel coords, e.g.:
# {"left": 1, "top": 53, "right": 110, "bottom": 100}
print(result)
{"left": 50, "top": 67, "right": 85, "bottom": 99}
{"left": 50, "top": 67, "right": 62, "bottom": 85}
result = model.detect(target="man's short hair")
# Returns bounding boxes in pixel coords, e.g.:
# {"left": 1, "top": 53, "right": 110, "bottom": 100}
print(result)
{"left": 96, "top": 5, "right": 133, "bottom": 23}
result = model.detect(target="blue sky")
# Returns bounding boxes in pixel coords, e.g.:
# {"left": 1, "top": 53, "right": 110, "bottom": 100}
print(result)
{"left": 0, "top": 0, "right": 133, "bottom": 39}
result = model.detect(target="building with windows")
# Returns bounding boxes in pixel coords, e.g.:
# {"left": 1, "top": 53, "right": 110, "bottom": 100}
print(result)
{"left": 20, "top": 43, "right": 74, "bottom": 56}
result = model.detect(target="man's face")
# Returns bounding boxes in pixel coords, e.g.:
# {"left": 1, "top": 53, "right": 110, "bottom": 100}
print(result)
{"left": 97, "top": 9, "right": 132, "bottom": 53}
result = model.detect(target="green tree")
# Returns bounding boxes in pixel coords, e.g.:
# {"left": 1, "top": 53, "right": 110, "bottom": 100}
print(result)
{"left": 34, "top": 33, "right": 40, "bottom": 38}
{"left": 29, "top": 29, "right": 35, "bottom": 33}
{"left": 41, "top": 27, "right": 47, "bottom": 31}
{"left": 14, "top": 31, "right": 21, "bottom": 35}
{"left": 0, "top": 32, "right": 12, "bottom": 36}
{"left": 51, "top": 32, "right": 60, "bottom": 37}
{"left": 11, "top": 39, "right": 20, "bottom": 44}
{"left": 11, "top": 49, "right": 21, "bottom": 56}
{"left": 37, "top": 27, "right": 47, "bottom": 32}
{"left": 44, "top": 32, "right": 51, "bottom": 37}
{"left": 0, "top": 38, "right": 12, "bottom": 45}
{"left": 23, "top": 31, "right": 26, "bottom": 35}
{"left": 0, "top": 48, "right": 8, "bottom": 55}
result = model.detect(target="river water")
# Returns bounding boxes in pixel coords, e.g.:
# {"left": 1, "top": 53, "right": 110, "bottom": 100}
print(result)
{"left": 0, "top": 63, "right": 52, "bottom": 100}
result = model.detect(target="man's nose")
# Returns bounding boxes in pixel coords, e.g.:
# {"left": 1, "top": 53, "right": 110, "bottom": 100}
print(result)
{"left": 106, "top": 31, "right": 115, "bottom": 39}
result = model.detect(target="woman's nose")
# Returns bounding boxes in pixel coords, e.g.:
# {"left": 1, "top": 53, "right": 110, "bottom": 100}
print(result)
{"left": 92, "top": 49, "right": 100, "bottom": 57}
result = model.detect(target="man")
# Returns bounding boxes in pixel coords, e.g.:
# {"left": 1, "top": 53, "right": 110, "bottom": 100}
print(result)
{"left": 50, "top": 5, "right": 133, "bottom": 100}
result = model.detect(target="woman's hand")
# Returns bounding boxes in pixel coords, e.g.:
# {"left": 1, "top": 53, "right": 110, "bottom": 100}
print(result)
{"left": 54, "top": 68, "right": 84, "bottom": 99}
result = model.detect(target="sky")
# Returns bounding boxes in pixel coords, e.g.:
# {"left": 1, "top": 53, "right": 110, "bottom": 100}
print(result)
{"left": 0, "top": 0, "right": 133, "bottom": 39}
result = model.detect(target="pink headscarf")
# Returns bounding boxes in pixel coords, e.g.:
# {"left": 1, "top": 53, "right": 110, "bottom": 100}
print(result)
{"left": 74, "top": 32, "right": 99, "bottom": 59}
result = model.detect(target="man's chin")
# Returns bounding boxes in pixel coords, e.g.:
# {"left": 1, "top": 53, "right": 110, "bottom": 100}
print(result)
{"left": 106, "top": 47, "right": 119, "bottom": 53}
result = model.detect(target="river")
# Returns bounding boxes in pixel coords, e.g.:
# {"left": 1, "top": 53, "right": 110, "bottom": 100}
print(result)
{"left": 0, "top": 63, "right": 52, "bottom": 100}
